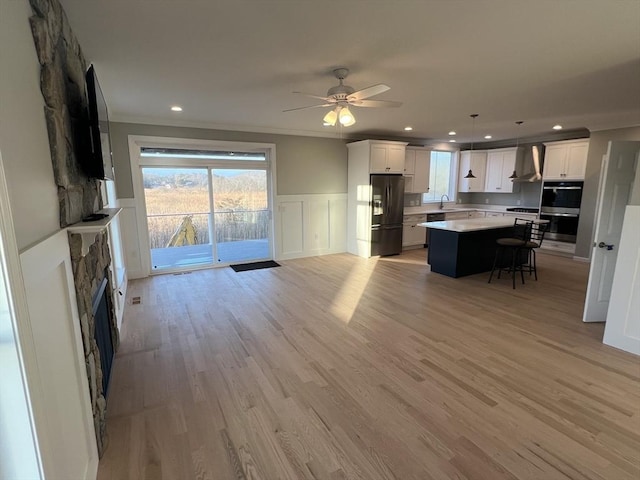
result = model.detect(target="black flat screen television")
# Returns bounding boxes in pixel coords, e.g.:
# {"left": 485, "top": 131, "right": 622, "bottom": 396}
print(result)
{"left": 85, "top": 65, "right": 114, "bottom": 180}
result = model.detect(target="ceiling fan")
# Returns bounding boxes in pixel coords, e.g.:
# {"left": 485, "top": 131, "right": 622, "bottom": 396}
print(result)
{"left": 284, "top": 68, "right": 402, "bottom": 126}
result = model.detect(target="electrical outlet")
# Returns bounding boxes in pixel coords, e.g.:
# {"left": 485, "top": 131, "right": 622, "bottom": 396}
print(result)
{"left": 485, "top": 198, "right": 489, "bottom": 204}
{"left": 517, "top": 199, "right": 521, "bottom": 205}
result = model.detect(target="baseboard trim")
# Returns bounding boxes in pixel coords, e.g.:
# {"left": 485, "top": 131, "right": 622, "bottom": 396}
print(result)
{"left": 573, "top": 256, "right": 590, "bottom": 263}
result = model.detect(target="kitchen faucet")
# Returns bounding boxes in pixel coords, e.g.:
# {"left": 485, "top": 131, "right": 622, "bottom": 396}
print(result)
{"left": 439, "top": 194, "right": 450, "bottom": 209}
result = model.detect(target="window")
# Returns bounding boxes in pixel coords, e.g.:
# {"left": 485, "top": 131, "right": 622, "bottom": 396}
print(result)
{"left": 422, "top": 151, "right": 457, "bottom": 203}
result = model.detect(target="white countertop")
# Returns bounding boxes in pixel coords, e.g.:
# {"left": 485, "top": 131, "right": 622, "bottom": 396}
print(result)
{"left": 418, "top": 216, "right": 548, "bottom": 233}
{"left": 403, "top": 204, "right": 539, "bottom": 215}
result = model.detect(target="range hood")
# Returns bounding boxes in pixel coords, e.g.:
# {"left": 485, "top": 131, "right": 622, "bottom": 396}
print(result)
{"left": 512, "top": 145, "right": 543, "bottom": 183}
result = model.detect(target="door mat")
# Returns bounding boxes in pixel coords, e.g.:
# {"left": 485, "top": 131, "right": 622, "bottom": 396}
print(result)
{"left": 230, "top": 260, "right": 281, "bottom": 272}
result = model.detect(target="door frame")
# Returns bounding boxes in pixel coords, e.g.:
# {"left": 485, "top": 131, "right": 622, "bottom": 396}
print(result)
{"left": 0, "top": 149, "right": 45, "bottom": 478}
{"left": 127, "top": 135, "right": 277, "bottom": 276}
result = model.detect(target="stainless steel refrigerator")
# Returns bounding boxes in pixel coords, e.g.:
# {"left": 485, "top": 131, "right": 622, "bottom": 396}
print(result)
{"left": 370, "top": 174, "right": 404, "bottom": 256}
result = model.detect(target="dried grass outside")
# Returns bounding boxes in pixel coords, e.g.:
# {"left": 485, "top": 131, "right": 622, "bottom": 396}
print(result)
{"left": 144, "top": 187, "right": 269, "bottom": 248}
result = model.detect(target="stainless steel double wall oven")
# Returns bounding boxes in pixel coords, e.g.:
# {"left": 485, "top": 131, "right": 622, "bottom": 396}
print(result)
{"left": 540, "top": 181, "right": 583, "bottom": 243}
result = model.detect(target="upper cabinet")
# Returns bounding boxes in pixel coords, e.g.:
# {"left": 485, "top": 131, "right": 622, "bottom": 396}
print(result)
{"left": 404, "top": 147, "right": 431, "bottom": 193}
{"left": 484, "top": 147, "right": 523, "bottom": 193}
{"left": 458, "top": 150, "right": 487, "bottom": 192}
{"left": 543, "top": 139, "right": 589, "bottom": 180}
{"left": 369, "top": 141, "right": 406, "bottom": 173}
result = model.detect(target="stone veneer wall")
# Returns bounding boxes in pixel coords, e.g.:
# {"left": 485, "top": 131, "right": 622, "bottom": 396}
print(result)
{"left": 68, "top": 231, "right": 120, "bottom": 456}
{"left": 28, "top": 0, "right": 101, "bottom": 227}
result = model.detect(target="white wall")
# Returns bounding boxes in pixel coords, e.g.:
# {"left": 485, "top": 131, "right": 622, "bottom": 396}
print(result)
{"left": 0, "top": 0, "right": 60, "bottom": 250}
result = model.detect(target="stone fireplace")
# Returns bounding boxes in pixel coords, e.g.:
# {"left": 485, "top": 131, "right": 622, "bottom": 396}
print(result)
{"left": 68, "top": 230, "right": 120, "bottom": 455}
{"left": 28, "top": 0, "right": 120, "bottom": 456}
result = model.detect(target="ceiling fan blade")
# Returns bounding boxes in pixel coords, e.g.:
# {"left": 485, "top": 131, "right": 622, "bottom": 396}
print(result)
{"left": 350, "top": 99, "right": 403, "bottom": 108}
{"left": 292, "top": 91, "right": 332, "bottom": 101}
{"left": 348, "top": 84, "right": 390, "bottom": 101}
{"left": 283, "top": 103, "right": 333, "bottom": 112}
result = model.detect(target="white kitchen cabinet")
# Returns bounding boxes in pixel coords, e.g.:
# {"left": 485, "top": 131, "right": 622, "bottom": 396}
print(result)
{"left": 484, "top": 147, "right": 523, "bottom": 193}
{"left": 458, "top": 150, "right": 487, "bottom": 192}
{"left": 468, "top": 210, "right": 486, "bottom": 218}
{"left": 404, "top": 147, "right": 430, "bottom": 193}
{"left": 402, "top": 214, "right": 427, "bottom": 247}
{"left": 543, "top": 139, "right": 589, "bottom": 180}
{"left": 404, "top": 149, "right": 416, "bottom": 174}
{"left": 370, "top": 141, "right": 406, "bottom": 173}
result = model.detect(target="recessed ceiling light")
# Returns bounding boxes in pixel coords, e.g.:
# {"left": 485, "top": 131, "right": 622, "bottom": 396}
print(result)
{"left": 404, "top": 126, "right": 413, "bottom": 131}
{"left": 448, "top": 131, "right": 456, "bottom": 136}
{"left": 449, "top": 139, "right": 456, "bottom": 143}
{"left": 553, "top": 124, "right": 563, "bottom": 130}
{"left": 484, "top": 135, "right": 492, "bottom": 139}
{"left": 171, "top": 106, "right": 183, "bottom": 112}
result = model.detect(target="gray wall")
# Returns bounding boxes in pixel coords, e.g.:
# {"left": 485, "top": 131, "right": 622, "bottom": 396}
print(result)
{"left": 575, "top": 126, "right": 640, "bottom": 258}
{"left": 459, "top": 182, "right": 542, "bottom": 208}
{"left": 110, "top": 122, "right": 349, "bottom": 198}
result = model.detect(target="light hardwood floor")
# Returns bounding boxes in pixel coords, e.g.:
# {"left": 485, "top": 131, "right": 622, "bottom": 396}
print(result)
{"left": 98, "top": 249, "right": 640, "bottom": 480}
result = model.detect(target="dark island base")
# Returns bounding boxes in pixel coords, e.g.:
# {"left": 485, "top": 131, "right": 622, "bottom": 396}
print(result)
{"left": 427, "top": 227, "right": 521, "bottom": 278}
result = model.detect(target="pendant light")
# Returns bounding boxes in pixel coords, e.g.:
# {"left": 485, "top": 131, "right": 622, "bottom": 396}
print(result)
{"left": 464, "top": 114, "right": 479, "bottom": 179}
{"left": 508, "top": 121, "right": 523, "bottom": 179}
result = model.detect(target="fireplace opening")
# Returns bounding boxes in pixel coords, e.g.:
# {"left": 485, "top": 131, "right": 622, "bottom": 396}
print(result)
{"left": 92, "top": 275, "right": 114, "bottom": 394}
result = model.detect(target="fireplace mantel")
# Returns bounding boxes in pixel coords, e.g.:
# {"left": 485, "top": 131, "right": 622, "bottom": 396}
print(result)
{"left": 67, "top": 208, "right": 122, "bottom": 256}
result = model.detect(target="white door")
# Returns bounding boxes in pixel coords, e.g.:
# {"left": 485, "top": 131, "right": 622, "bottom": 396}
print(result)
{"left": 583, "top": 141, "right": 639, "bottom": 322}
{"left": 603, "top": 205, "right": 640, "bottom": 354}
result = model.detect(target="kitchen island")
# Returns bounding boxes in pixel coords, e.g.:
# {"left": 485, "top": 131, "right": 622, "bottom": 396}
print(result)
{"left": 418, "top": 217, "right": 545, "bottom": 278}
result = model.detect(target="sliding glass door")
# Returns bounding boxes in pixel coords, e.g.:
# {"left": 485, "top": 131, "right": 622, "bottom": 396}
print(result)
{"left": 212, "top": 169, "right": 269, "bottom": 263}
{"left": 139, "top": 151, "right": 272, "bottom": 272}
{"left": 142, "top": 167, "right": 213, "bottom": 271}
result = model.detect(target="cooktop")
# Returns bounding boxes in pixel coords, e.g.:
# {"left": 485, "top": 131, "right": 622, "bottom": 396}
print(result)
{"left": 506, "top": 207, "right": 539, "bottom": 213}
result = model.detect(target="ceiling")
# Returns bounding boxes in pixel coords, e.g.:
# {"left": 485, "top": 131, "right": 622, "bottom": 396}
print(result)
{"left": 58, "top": 0, "right": 640, "bottom": 144}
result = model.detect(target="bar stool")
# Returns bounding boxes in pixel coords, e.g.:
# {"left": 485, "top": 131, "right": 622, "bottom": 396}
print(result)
{"left": 522, "top": 222, "right": 548, "bottom": 280}
{"left": 488, "top": 218, "right": 533, "bottom": 289}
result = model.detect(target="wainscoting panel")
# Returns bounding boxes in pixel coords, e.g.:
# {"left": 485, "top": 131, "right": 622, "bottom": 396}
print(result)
{"left": 117, "top": 199, "right": 145, "bottom": 279}
{"left": 308, "top": 198, "right": 330, "bottom": 252}
{"left": 19, "top": 229, "right": 98, "bottom": 480}
{"left": 277, "top": 200, "right": 304, "bottom": 257}
{"left": 275, "top": 194, "right": 347, "bottom": 260}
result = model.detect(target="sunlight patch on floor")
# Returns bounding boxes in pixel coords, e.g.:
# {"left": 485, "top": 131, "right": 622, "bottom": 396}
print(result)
{"left": 329, "top": 257, "right": 379, "bottom": 324}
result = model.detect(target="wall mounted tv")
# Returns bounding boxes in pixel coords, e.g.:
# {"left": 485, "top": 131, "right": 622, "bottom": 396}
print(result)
{"left": 85, "top": 65, "right": 114, "bottom": 180}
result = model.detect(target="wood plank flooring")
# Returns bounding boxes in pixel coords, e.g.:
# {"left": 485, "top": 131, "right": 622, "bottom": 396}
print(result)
{"left": 98, "top": 250, "right": 640, "bottom": 480}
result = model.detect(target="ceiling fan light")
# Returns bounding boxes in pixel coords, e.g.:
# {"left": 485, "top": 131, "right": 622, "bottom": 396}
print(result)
{"left": 339, "top": 106, "right": 356, "bottom": 126}
{"left": 323, "top": 108, "right": 338, "bottom": 126}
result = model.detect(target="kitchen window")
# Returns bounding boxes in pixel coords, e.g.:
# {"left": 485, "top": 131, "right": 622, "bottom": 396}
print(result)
{"left": 422, "top": 151, "right": 457, "bottom": 203}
